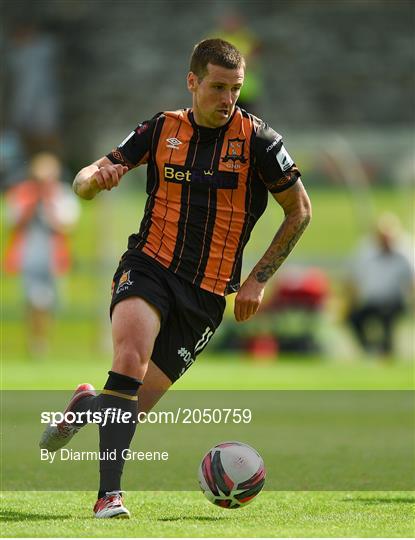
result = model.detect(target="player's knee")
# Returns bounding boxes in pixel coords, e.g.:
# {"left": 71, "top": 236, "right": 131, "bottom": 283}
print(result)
{"left": 113, "top": 344, "right": 150, "bottom": 378}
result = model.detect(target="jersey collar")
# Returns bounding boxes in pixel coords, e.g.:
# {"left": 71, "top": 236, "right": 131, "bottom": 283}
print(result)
{"left": 187, "top": 108, "right": 238, "bottom": 138}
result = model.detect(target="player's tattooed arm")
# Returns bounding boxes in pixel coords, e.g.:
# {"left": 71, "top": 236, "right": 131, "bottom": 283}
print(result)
{"left": 252, "top": 180, "right": 311, "bottom": 283}
{"left": 73, "top": 157, "right": 128, "bottom": 200}
{"left": 234, "top": 180, "right": 311, "bottom": 322}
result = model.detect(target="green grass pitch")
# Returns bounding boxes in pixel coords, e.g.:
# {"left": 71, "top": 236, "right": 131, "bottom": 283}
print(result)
{"left": 1, "top": 356, "right": 414, "bottom": 537}
{"left": 1, "top": 491, "right": 413, "bottom": 538}
{"left": 2, "top": 187, "right": 413, "bottom": 536}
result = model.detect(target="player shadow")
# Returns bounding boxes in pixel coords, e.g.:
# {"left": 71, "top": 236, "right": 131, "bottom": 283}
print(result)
{"left": 0, "top": 509, "right": 72, "bottom": 522}
{"left": 341, "top": 496, "right": 415, "bottom": 505}
{"left": 158, "top": 515, "right": 230, "bottom": 522}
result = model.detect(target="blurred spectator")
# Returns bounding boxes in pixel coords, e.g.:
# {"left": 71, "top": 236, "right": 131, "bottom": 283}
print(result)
{"left": 261, "top": 267, "right": 330, "bottom": 353}
{"left": 209, "top": 11, "right": 263, "bottom": 114}
{"left": 4, "top": 153, "right": 80, "bottom": 357}
{"left": 216, "top": 267, "right": 330, "bottom": 356}
{"left": 6, "top": 20, "right": 61, "bottom": 156}
{"left": 345, "top": 213, "right": 414, "bottom": 357}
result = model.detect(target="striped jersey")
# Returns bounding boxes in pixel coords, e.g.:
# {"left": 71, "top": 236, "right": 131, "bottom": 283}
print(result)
{"left": 107, "top": 107, "right": 301, "bottom": 296}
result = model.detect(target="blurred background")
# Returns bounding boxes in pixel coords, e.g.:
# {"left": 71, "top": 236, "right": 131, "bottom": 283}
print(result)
{"left": 1, "top": 0, "right": 414, "bottom": 389}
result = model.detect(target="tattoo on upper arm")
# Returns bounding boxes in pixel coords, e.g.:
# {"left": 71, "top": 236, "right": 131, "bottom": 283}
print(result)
{"left": 254, "top": 214, "right": 310, "bottom": 283}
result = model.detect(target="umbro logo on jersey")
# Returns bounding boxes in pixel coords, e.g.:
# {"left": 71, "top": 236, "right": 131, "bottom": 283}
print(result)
{"left": 166, "top": 137, "right": 182, "bottom": 150}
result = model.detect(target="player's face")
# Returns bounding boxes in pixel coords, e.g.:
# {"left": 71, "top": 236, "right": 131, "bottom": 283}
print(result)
{"left": 187, "top": 63, "right": 244, "bottom": 128}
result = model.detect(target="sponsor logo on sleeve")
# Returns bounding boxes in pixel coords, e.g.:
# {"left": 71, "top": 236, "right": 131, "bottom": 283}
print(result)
{"left": 266, "top": 135, "right": 282, "bottom": 153}
{"left": 276, "top": 146, "right": 294, "bottom": 171}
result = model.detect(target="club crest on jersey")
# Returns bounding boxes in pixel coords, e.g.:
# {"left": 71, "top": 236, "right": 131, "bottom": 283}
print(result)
{"left": 222, "top": 138, "right": 247, "bottom": 164}
{"left": 116, "top": 270, "right": 133, "bottom": 294}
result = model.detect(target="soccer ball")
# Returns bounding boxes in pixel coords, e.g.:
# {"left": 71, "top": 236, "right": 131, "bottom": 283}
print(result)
{"left": 198, "top": 441, "right": 265, "bottom": 509}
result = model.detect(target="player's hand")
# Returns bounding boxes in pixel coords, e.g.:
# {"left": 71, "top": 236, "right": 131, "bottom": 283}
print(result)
{"left": 234, "top": 276, "right": 266, "bottom": 322}
{"left": 90, "top": 164, "right": 129, "bottom": 192}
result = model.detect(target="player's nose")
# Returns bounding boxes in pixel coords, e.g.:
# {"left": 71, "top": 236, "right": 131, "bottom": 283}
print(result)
{"left": 222, "top": 90, "right": 233, "bottom": 106}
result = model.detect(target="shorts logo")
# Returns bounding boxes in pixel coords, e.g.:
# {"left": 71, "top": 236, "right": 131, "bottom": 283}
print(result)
{"left": 177, "top": 327, "right": 213, "bottom": 373}
{"left": 194, "top": 326, "right": 213, "bottom": 354}
{"left": 222, "top": 138, "right": 247, "bottom": 164}
{"left": 116, "top": 270, "right": 133, "bottom": 294}
{"left": 178, "top": 347, "right": 194, "bottom": 368}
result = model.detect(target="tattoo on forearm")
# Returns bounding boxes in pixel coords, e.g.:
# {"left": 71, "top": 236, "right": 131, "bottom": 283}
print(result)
{"left": 254, "top": 214, "right": 310, "bottom": 283}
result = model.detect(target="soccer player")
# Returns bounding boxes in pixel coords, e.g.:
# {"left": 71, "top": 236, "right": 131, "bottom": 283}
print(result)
{"left": 40, "top": 38, "right": 311, "bottom": 518}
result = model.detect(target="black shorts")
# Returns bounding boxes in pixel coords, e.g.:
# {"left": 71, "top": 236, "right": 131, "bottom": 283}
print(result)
{"left": 110, "top": 250, "right": 226, "bottom": 382}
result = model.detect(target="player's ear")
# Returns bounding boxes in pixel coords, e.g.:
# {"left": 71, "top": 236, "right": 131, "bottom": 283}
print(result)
{"left": 187, "top": 72, "right": 198, "bottom": 93}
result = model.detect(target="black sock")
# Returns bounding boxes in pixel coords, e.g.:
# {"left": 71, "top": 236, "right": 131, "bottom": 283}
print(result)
{"left": 97, "top": 371, "right": 142, "bottom": 498}
{"left": 72, "top": 371, "right": 142, "bottom": 499}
